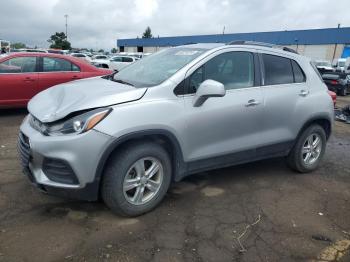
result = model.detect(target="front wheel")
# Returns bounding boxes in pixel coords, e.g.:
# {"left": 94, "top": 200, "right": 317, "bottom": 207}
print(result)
{"left": 102, "top": 142, "right": 172, "bottom": 216}
{"left": 287, "top": 124, "right": 327, "bottom": 173}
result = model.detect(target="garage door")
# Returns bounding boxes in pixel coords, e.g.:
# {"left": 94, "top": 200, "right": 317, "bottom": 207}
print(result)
{"left": 303, "top": 45, "right": 328, "bottom": 60}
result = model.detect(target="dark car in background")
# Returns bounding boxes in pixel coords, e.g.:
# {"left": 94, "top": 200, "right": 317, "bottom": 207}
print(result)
{"left": 322, "top": 73, "right": 349, "bottom": 96}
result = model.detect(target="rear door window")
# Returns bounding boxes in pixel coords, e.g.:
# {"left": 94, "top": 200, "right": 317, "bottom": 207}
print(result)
{"left": 42, "top": 57, "right": 80, "bottom": 72}
{"left": 262, "top": 54, "right": 294, "bottom": 85}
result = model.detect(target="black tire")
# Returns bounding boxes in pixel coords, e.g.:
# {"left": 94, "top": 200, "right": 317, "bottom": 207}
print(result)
{"left": 101, "top": 141, "right": 171, "bottom": 217}
{"left": 287, "top": 124, "right": 327, "bottom": 173}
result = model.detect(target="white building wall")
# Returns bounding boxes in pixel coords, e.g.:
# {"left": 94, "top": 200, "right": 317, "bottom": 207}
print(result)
{"left": 283, "top": 44, "right": 344, "bottom": 61}
{"left": 143, "top": 46, "right": 157, "bottom": 53}
{"left": 125, "top": 46, "right": 137, "bottom": 53}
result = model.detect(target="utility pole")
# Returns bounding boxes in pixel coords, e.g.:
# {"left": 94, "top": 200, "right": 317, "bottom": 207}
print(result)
{"left": 222, "top": 26, "right": 225, "bottom": 35}
{"left": 332, "top": 23, "right": 341, "bottom": 61}
{"left": 64, "top": 14, "right": 68, "bottom": 40}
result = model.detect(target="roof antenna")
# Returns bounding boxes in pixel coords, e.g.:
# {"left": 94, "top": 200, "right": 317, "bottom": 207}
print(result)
{"left": 222, "top": 26, "right": 225, "bottom": 35}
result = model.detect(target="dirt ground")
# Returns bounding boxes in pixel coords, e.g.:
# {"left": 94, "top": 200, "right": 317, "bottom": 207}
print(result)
{"left": 0, "top": 96, "right": 350, "bottom": 262}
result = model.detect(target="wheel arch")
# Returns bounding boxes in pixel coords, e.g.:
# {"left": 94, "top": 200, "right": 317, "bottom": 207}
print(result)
{"left": 297, "top": 115, "right": 332, "bottom": 141}
{"left": 94, "top": 129, "right": 187, "bottom": 198}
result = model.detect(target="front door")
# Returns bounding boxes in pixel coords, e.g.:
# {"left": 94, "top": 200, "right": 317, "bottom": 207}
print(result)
{"left": 182, "top": 51, "right": 264, "bottom": 169}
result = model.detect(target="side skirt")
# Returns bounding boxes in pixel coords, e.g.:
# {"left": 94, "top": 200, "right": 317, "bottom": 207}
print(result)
{"left": 180, "top": 141, "right": 294, "bottom": 180}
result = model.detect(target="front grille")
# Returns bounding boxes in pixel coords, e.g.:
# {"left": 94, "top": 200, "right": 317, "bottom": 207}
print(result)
{"left": 18, "top": 132, "right": 31, "bottom": 168}
{"left": 43, "top": 158, "right": 79, "bottom": 185}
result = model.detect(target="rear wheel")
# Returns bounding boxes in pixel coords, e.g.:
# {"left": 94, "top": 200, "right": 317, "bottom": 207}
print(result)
{"left": 287, "top": 124, "right": 326, "bottom": 173}
{"left": 101, "top": 142, "right": 171, "bottom": 216}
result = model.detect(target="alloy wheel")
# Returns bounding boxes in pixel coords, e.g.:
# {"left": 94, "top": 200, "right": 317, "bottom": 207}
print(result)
{"left": 123, "top": 157, "right": 163, "bottom": 205}
{"left": 302, "top": 133, "right": 322, "bottom": 166}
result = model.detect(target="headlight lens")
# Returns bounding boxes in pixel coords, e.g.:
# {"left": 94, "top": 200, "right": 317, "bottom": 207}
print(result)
{"left": 37, "top": 108, "right": 111, "bottom": 136}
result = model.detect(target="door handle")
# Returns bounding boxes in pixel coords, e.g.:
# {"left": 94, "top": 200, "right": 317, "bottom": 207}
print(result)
{"left": 71, "top": 75, "right": 79, "bottom": 79}
{"left": 245, "top": 99, "right": 260, "bottom": 107}
{"left": 299, "top": 90, "right": 309, "bottom": 97}
{"left": 23, "top": 77, "right": 35, "bottom": 82}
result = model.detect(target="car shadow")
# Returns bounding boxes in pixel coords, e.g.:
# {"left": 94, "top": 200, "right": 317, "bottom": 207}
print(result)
{"left": 0, "top": 108, "right": 28, "bottom": 117}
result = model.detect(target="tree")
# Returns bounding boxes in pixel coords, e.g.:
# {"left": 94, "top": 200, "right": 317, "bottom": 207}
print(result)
{"left": 47, "top": 32, "right": 71, "bottom": 50}
{"left": 142, "top": 26, "right": 153, "bottom": 38}
{"left": 12, "top": 42, "right": 26, "bottom": 49}
{"left": 111, "top": 47, "right": 117, "bottom": 53}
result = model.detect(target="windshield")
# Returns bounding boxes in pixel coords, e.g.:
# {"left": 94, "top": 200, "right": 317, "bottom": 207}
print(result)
{"left": 113, "top": 47, "right": 206, "bottom": 87}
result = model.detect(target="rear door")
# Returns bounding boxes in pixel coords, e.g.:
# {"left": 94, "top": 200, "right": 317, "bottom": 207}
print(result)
{"left": 0, "top": 56, "right": 38, "bottom": 106}
{"left": 259, "top": 53, "right": 307, "bottom": 152}
{"left": 37, "top": 56, "right": 82, "bottom": 91}
{"left": 182, "top": 50, "right": 264, "bottom": 166}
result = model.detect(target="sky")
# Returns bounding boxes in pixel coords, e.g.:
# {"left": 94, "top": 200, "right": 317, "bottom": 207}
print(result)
{"left": 1, "top": 0, "right": 350, "bottom": 51}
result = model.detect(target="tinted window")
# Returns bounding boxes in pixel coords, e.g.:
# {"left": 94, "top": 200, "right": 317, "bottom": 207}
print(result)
{"left": 263, "top": 54, "right": 294, "bottom": 85}
{"left": 95, "top": 55, "right": 106, "bottom": 59}
{"left": 43, "top": 57, "right": 78, "bottom": 72}
{"left": 72, "top": 63, "right": 80, "bottom": 72}
{"left": 188, "top": 51, "right": 254, "bottom": 93}
{"left": 0, "top": 57, "right": 36, "bottom": 73}
{"left": 291, "top": 60, "right": 306, "bottom": 83}
{"left": 122, "top": 57, "right": 133, "bottom": 62}
{"left": 189, "top": 66, "right": 204, "bottom": 93}
{"left": 111, "top": 56, "right": 122, "bottom": 62}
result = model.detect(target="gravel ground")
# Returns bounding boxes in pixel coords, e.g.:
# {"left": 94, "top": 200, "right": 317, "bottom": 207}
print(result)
{"left": 0, "top": 96, "right": 349, "bottom": 262}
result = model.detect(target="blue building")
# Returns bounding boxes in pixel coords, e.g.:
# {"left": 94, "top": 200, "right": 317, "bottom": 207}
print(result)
{"left": 117, "top": 27, "right": 350, "bottom": 61}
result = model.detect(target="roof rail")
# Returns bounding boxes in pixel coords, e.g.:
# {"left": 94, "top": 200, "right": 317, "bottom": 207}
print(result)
{"left": 281, "top": 46, "right": 298, "bottom": 54}
{"left": 227, "top": 40, "right": 299, "bottom": 54}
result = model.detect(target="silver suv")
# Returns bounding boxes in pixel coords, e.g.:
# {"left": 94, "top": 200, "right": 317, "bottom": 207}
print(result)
{"left": 19, "top": 42, "right": 334, "bottom": 216}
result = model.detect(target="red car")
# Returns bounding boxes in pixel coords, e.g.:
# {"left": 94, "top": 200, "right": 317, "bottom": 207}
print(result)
{"left": 0, "top": 53, "right": 112, "bottom": 108}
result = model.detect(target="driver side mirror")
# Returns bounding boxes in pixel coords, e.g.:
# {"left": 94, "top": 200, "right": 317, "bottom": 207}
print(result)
{"left": 192, "top": 79, "right": 226, "bottom": 107}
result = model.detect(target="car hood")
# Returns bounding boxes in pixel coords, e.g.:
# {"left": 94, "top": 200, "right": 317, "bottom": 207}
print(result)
{"left": 28, "top": 77, "right": 147, "bottom": 123}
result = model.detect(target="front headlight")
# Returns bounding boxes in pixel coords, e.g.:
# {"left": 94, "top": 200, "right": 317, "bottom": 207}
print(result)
{"left": 43, "top": 108, "right": 111, "bottom": 136}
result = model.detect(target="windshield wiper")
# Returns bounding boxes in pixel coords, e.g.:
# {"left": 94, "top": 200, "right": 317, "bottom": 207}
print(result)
{"left": 113, "top": 78, "right": 134, "bottom": 86}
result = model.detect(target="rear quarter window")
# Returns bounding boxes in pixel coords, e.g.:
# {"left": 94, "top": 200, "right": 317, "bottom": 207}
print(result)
{"left": 291, "top": 60, "right": 306, "bottom": 83}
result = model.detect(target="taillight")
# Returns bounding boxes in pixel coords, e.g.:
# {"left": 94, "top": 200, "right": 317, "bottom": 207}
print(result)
{"left": 331, "top": 80, "right": 338, "bottom": 85}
